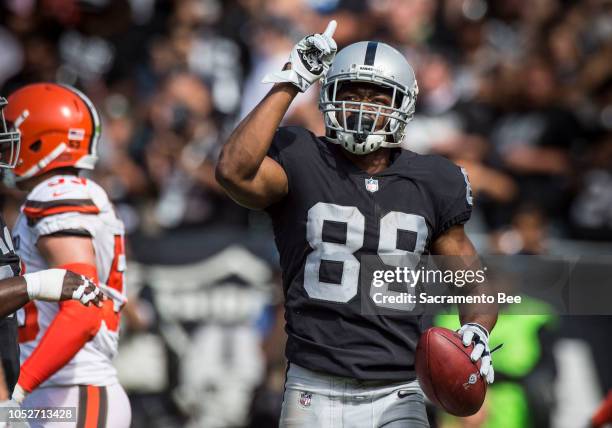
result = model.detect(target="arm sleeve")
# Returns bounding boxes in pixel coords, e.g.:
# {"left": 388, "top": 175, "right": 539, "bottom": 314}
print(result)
{"left": 267, "top": 127, "right": 292, "bottom": 169}
{"left": 266, "top": 126, "right": 318, "bottom": 202}
{"left": 265, "top": 127, "right": 300, "bottom": 210}
{"left": 22, "top": 178, "right": 102, "bottom": 240}
{"left": 28, "top": 212, "right": 97, "bottom": 241}
{"left": 17, "top": 264, "right": 101, "bottom": 392}
{"left": 592, "top": 391, "right": 612, "bottom": 428}
{"left": 433, "top": 162, "right": 473, "bottom": 239}
{"left": 0, "top": 219, "right": 21, "bottom": 279}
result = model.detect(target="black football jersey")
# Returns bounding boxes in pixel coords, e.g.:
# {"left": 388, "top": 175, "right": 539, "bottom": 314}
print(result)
{"left": 266, "top": 126, "right": 473, "bottom": 381}
{"left": 0, "top": 215, "right": 21, "bottom": 394}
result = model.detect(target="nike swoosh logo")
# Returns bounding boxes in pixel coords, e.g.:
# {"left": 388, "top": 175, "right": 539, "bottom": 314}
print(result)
{"left": 52, "top": 191, "right": 69, "bottom": 197}
{"left": 397, "top": 390, "right": 415, "bottom": 398}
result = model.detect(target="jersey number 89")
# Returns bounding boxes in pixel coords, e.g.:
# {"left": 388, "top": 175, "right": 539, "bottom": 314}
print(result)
{"left": 304, "top": 202, "right": 427, "bottom": 309}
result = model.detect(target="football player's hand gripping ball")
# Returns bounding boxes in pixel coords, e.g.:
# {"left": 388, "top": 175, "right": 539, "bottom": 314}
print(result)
{"left": 458, "top": 323, "right": 495, "bottom": 384}
{"left": 263, "top": 20, "right": 337, "bottom": 92}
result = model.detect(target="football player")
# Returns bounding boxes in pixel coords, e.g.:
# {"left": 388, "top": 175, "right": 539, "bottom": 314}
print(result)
{"left": 0, "top": 96, "right": 102, "bottom": 405}
{"left": 3, "top": 84, "right": 131, "bottom": 427}
{"left": 217, "top": 21, "right": 498, "bottom": 427}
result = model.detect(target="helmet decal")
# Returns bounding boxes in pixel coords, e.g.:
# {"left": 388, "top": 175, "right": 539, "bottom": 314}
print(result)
{"left": 13, "top": 109, "right": 30, "bottom": 130}
{"left": 68, "top": 128, "right": 86, "bottom": 141}
{"left": 364, "top": 41, "right": 377, "bottom": 65}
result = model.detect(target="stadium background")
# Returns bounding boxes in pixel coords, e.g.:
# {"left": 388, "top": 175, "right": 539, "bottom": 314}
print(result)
{"left": 1, "top": 0, "right": 612, "bottom": 427}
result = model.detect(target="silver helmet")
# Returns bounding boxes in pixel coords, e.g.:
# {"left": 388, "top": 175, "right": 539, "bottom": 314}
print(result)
{"left": 0, "top": 97, "right": 20, "bottom": 169}
{"left": 319, "top": 41, "right": 418, "bottom": 155}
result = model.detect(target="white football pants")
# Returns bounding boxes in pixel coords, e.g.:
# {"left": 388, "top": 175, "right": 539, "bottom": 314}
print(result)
{"left": 280, "top": 363, "right": 429, "bottom": 428}
{"left": 22, "top": 383, "right": 131, "bottom": 428}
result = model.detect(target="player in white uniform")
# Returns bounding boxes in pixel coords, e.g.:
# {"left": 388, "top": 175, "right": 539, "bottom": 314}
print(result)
{"left": 4, "top": 83, "right": 131, "bottom": 427}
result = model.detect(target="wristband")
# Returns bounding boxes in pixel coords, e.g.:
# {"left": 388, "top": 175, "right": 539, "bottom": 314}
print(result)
{"left": 464, "top": 322, "right": 490, "bottom": 338}
{"left": 23, "top": 269, "right": 67, "bottom": 301}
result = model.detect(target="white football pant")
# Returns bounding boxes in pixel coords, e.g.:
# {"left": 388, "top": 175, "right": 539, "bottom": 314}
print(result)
{"left": 22, "top": 383, "right": 131, "bottom": 428}
{"left": 280, "top": 363, "right": 429, "bottom": 428}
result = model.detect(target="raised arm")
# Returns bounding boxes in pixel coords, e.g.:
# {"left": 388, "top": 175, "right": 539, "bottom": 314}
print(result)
{"left": 215, "top": 84, "right": 297, "bottom": 209}
{"left": 216, "top": 20, "right": 337, "bottom": 210}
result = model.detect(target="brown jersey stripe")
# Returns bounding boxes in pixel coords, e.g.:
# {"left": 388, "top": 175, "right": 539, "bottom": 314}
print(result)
{"left": 97, "top": 386, "right": 108, "bottom": 428}
{"left": 77, "top": 385, "right": 88, "bottom": 428}
{"left": 23, "top": 199, "right": 99, "bottom": 218}
{"left": 24, "top": 199, "right": 97, "bottom": 209}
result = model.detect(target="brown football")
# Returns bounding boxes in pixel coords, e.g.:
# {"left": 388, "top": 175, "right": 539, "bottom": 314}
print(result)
{"left": 415, "top": 327, "right": 487, "bottom": 417}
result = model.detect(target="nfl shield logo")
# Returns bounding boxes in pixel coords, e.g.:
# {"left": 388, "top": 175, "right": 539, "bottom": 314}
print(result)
{"left": 299, "top": 391, "right": 312, "bottom": 408}
{"left": 463, "top": 373, "right": 479, "bottom": 390}
{"left": 365, "top": 178, "right": 379, "bottom": 193}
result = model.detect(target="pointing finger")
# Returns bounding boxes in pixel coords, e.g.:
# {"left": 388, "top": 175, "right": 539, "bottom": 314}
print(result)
{"left": 323, "top": 20, "right": 337, "bottom": 38}
{"left": 312, "top": 35, "right": 331, "bottom": 55}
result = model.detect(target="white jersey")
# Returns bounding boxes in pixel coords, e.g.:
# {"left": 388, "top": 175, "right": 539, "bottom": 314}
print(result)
{"left": 14, "top": 175, "right": 126, "bottom": 387}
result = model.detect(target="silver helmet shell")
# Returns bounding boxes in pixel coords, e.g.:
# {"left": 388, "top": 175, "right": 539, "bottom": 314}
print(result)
{"left": 0, "top": 97, "right": 20, "bottom": 169}
{"left": 319, "top": 41, "right": 418, "bottom": 155}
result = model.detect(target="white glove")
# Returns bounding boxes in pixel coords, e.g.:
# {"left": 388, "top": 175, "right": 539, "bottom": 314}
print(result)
{"left": 458, "top": 322, "right": 495, "bottom": 384}
{"left": 263, "top": 20, "right": 337, "bottom": 92}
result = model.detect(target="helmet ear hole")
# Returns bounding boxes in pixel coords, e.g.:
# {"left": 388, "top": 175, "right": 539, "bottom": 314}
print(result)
{"left": 29, "top": 140, "right": 42, "bottom": 152}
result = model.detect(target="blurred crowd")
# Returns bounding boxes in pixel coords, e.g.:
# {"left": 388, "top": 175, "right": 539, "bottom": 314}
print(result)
{"left": 1, "top": 0, "right": 612, "bottom": 427}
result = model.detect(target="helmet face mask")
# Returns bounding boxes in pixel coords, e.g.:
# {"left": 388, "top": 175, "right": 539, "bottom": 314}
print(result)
{"left": 329, "top": 80, "right": 402, "bottom": 132}
{"left": 319, "top": 41, "right": 418, "bottom": 155}
{"left": 0, "top": 97, "right": 21, "bottom": 169}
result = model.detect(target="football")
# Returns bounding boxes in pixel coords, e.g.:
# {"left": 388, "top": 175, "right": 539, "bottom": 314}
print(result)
{"left": 415, "top": 327, "right": 487, "bottom": 417}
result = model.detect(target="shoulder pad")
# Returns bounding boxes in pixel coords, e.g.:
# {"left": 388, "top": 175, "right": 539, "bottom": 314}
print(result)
{"left": 419, "top": 154, "right": 465, "bottom": 187}
{"left": 22, "top": 176, "right": 101, "bottom": 220}
{"left": 269, "top": 126, "right": 320, "bottom": 162}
